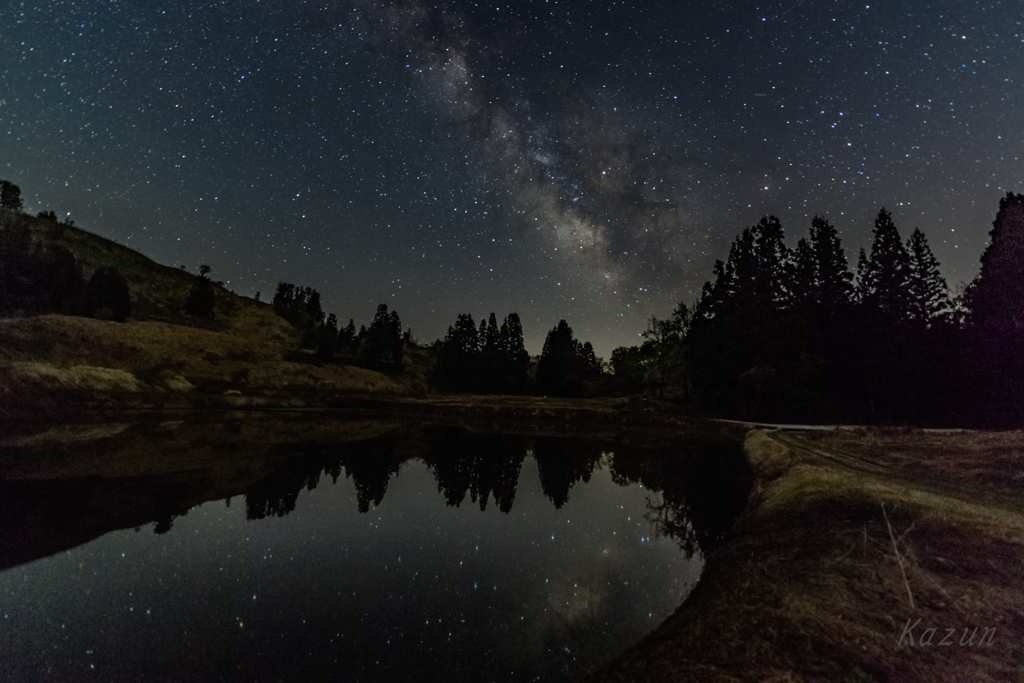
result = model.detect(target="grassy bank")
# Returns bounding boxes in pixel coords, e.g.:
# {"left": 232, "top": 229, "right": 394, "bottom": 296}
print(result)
{"left": 589, "top": 427, "right": 1024, "bottom": 682}
{"left": 0, "top": 312, "right": 426, "bottom": 416}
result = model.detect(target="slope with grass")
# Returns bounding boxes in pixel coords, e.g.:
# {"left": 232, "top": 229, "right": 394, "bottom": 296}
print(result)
{"left": 0, "top": 214, "right": 424, "bottom": 415}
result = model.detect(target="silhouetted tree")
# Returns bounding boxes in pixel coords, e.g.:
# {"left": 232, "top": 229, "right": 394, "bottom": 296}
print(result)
{"left": 82, "top": 266, "right": 131, "bottom": 322}
{"left": 339, "top": 318, "right": 358, "bottom": 352}
{"left": 362, "top": 303, "right": 403, "bottom": 368}
{"left": 856, "top": 208, "right": 911, "bottom": 322}
{"left": 272, "top": 281, "right": 326, "bottom": 329}
{"left": 497, "top": 312, "right": 530, "bottom": 392}
{"left": 905, "top": 228, "right": 950, "bottom": 326}
{"left": 480, "top": 312, "right": 502, "bottom": 389}
{"left": 538, "top": 320, "right": 586, "bottom": 396}
{"left": 36, "top": 245, "right": 85, "bottom": 313}
{"left": 793, "top": 216, "right": 854, "bottom": 314}
{"left": 610, "top": 345, "right": 648, "bottom": 393}
{"left": 184, "top": 265, "right": 215, "bottom": 318}
{"left": 312, "top": 313, "right": 339, "bottom": 362}
{"left": 964, "top": 191, "right": 1024, "bottom": 426}
{"left": 638, "top": 303, "right": 691, "bottom": 399}
{"left": 0, "top": 180, "right": 23, "bottom": 211}
{"left": 439, "top": 313, "right": 481, "bottom": 391}
{"left": 787, "top": 216, "right": 856, "bottom": 417}
{"left": 686, "top": 216, "right": 796, "bottom": 417}
{"left": 305, "top": 290, "right": 325, "bottom": 326}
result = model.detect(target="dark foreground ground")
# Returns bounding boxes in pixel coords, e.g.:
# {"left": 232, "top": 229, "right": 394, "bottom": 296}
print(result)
{"left": 587, "top": 426, "right": 1024, "bottom": 682}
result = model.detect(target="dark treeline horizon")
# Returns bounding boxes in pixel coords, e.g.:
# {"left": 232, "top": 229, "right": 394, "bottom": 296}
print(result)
{"left": 615, "top": 193, "right": 1023, "bottom": 428}
{"left": 3, "top": 177, "right": 1021, "bottom": 427}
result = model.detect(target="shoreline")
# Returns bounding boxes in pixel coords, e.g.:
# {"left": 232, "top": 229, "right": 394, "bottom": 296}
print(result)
{"left": 587, "top": 427, "right": 1024, "bottom": 682}
{"left": 3, "top": 393, "right": 1022, "bottom": 680}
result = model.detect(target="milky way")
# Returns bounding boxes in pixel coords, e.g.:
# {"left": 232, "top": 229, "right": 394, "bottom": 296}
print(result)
{"left": 2, "top": 1, "right": 1020, "bottom": 356}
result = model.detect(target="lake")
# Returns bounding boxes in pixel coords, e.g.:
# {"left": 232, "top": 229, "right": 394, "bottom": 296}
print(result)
{"left": 0, "top": 414, "right": 750, "bottom": 682}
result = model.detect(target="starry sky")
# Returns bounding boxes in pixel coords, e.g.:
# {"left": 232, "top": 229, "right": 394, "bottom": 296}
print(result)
{"left": 2, "top": 1, "right": 1021, "bottom": 357}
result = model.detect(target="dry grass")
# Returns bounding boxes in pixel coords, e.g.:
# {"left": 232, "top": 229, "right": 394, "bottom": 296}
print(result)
{"left": 0, "top": 312, "right": 418, "bottom": 409}
{"left": 589, "top": 427, "right": 1024, "bottom": 683}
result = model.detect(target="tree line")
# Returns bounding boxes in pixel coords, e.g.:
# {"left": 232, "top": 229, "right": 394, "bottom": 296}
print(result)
{"left": 612, "top": 194, "right": 1023, "bottom": 427}
{"left": 6, "top": 174, "right": 1020, "bottom": 426}
{"left": 277, "top": 282, "right": 605, "bottom": 397}
{"left": 271, "top": 281, "right": 405, "bottom": 370}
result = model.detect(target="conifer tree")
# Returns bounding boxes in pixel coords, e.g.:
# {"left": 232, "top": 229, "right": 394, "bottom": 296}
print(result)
{"left": 968, "top": 192, "right": 1024, "bottom": 332}
{"left": 965, "top": 191, "right": 1024, "bottom": 426}
{"left": 538, "top": 320, "right": 585, "bottom": 396}
{"left": 498, "top": 312, "right": 529, "bottom": 392}
{"left": 313, "top": 313, "right": 339, "bottom": 362}
{"left": 363, "top": 304, "right": 403, "bottom": 368}
{"left": 905, "top": 228, "right": 949, "bottom": 325}
{"left": 686, "top": 216, "right": 796, "bottom": 417}
{"left": 340, "top": 319, "right": 358, "bottom": 352}
{"left": 857, "top": 208, "right": 911, "bottom": 321}
{"left": 184, "top": 265, "right": 215, "bottom": 319}
{"left": 791, "top": 237, "right": 817, "bottom": 310}
{"left": 439, "top": 313, "right": 481, "bottom": 390}
{"left": 809, "top": 216, "right": 854, "bottom": 312}
{"left": 480, "top": 312, "right": 502, "bottom": 389}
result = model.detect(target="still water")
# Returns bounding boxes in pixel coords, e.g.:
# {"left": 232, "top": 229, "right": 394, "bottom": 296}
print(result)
{"left": 0, "top": 416, "right": 749, "bottom": 682}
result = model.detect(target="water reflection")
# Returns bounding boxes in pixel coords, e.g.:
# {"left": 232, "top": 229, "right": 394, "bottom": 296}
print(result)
{"left": 533, "top": 437, "right": 603, "bottom": 509}
{"left": 422, "top": 427, "right": 525, "bottom": 512}
{"left": 0, "top": 420, "right": 750, "bottom": 571}
{"left": 0, "top": 416, "right": 750, "bottom": 682}
{"left": 237, "top": 430, "right": 749, "bottom": 560}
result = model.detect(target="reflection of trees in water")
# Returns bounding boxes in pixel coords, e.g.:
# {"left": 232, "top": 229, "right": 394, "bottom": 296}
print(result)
{"left": 246, "top": 445, "right": 334, "bottom": 520}
{"left": 532, "top": 437, "right": 603, "bottom": 509}
{"left": 421, "top": 427, "right": 526, "bottom": 513}
{"left": 609, "top": 442, "right": 752, "bottom": 556}
{"left": 339, "top": 437, "right": 401, "bottom": 513}
{"left": 245, "top": 436, "right": 400, "bottom": 518}
{"left": 643, "top": 489, "right": 701, "bottom": 559}
{"left": 152, "top": 482, "right": 192, "bottom": 533}
{"left": 238, "top": 430, "right": 751, "bottom": 542}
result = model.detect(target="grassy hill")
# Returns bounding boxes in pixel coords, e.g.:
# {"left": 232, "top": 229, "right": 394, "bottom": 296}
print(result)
{"left": 0, "top": 212, "right": 428, "bottom": 415}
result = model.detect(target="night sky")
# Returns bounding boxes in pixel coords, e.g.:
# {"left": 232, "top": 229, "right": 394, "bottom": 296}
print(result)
{"left": 2, "top": 1, "right": 1021, "bottom": 357}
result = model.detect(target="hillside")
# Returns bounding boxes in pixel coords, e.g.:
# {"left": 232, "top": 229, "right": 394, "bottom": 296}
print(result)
{"left": 0, "top": 212, "right": 427, "bottom": 416}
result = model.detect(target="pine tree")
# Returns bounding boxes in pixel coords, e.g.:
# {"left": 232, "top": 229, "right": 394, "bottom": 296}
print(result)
{"left": 363, "top": 304, "right": 402, "bottom": 368}
{"left": 857, "top": 208, "right": 911, "bottom": 321}
{"left": 439, "top": 313, "right": 481, "bottom": 390}
{"left": 480, "top": 312, "right": 502, "bottom": 390}
{"left": 340, "top": 319, "right": 358, "bottom": 352}
{"left": 184, "top": 265, "right": 215, "bottom": 319}
{"left": 314, "top": 313, "right": 339, "bottom": 362}
{"left": 538, "top": 320, "right": 584, "bottom": 396}
{"left": 968, "top": 192, "right": 1024, "bottom": 332}
{"left": 809, "top": 216, "right": 854, "bottom": 312}
{"left": 305, "top": 290, "right": 325, "bottom": 325}
{"left": 498, "top": 312, "right": 529, "bottom": 392}
{"left": 965, "top": 191, "right": 1024, "bottom": 426}
{"left": 905, "top": 228, "right": 949, "bottom": 325}
{"left": 686, "top": 216, "right": 795, "bottom": 417}
{"left": 791, "top": 237, "right": 817, "bottom": 310}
